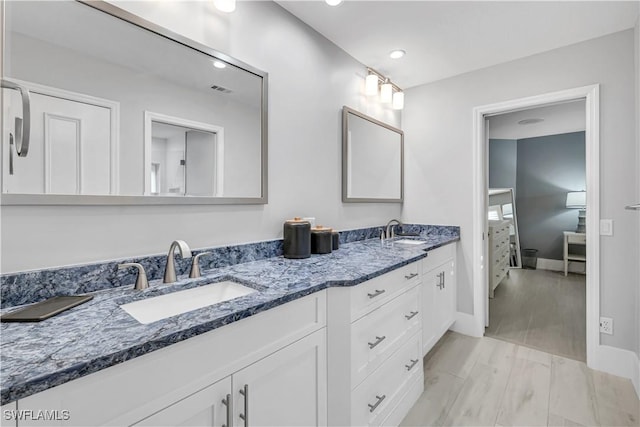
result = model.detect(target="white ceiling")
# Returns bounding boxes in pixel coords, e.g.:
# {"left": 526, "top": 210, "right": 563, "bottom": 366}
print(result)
{"left": 276, "top": 1, "right": 639, "bottom": 89}
{"left": 488, "top": 100, "right": 586, "bottom": 140}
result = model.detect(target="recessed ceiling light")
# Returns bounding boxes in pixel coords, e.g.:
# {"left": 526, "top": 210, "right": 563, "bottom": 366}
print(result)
{"left": 213, "top": 60, "right": 226, "bottom": 69}
{"left": 213, "top": 0, "right": 236, "bottom": 13}
{"left": 518, "top": 118, "right": 544, "bottom": 125}
{"left": 389, "top": 49, "right": 406, "bottom": 59}
{"left": 325, "top": 0, "right": 343, "bottom": 6}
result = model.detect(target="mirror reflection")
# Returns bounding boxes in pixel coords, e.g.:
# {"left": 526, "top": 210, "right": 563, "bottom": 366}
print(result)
{"left": 2, "top": 0, "right": 267, "bottom": 203}
{"left": 342, "top": 107, "right": 403, "bottom": 202}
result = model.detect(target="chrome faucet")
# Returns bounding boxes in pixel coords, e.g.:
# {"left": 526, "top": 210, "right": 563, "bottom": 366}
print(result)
{"left": 385, "top": 219, "right": 403, "bottom": 240}
{"left": 164, "top": 240, "right": 192, "bottom": 283}
{"left": 118, "top": 263, "right": 149, "bottom": 290}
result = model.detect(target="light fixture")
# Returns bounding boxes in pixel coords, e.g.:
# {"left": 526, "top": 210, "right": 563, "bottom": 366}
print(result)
{"left": 364, "top": 67, "right": 403, "bottom": 109}
{"left": 566, "top": 191, "right": 586, "bottom": 233}
{"left": 392, "top": 91, "right": 404, "bottom": 110}
{"left": 325, "top": 0, "right": 343, "bottom": 5}
{"left": 365, "top": 74, "right": 379, "bottom": 96}
{"left": 213, "top": 0, "right": 236, "bottom": 13}
{"left": 380, "top": 79, "right": 393, "bottom": 104}
{"left": 213, "top": 60, "right": 226, "bottom": 69}
{"left": 389, "top": 49, "right": 406, "bottom": 59}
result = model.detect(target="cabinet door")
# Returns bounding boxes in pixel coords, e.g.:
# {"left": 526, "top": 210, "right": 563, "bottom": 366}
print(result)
{"left": 232, "top": 329, "right": 327, "bottom": 427}
{"left": 133, "top": 377, "right": 231, "bottom": 427}
{"left": 422, "top": 257, "right": 456, "bottom": 356}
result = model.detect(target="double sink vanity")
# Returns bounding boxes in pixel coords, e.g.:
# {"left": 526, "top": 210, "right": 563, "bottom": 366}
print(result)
{"left": 0, "top": 224, "right": 459, "bottom": 427}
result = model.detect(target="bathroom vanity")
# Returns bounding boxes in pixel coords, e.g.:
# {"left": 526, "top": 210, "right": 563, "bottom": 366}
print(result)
{"left": 0, "top": 226, "right": 459, "bottom": 427}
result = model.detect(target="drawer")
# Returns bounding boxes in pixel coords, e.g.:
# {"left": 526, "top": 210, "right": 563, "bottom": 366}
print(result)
{"left": 350, "top": 262, "right": 420, "bottom": 321}
{"left": 351, "top": 332, "right": 422, "bottom": 427}
{"left": 567, "top": 233, "right": 586, "bottom": 244}
{"left": 351, "top": 284, "right": 421, "bottom": 387}
{"left": 492, "top": 245, "right": 509, "bottom": 265}
{"left": 422, "top": 242, "right": 455, "bottom": 272}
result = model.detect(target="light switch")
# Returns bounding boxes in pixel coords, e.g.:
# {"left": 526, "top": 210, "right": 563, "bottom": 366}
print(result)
{"left": 600, "top": 219, "right": 613, "bottom": 236}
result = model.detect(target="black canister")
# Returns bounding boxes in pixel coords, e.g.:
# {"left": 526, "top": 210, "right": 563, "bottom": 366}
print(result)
{"left": 311, "top": 226, "right": 333, "bottom": 254}
{"left": 283, "top": 218, "right": 311, "bottom": 259}
{"left": 332, "top": 231, "right": 340, "bottom": 250}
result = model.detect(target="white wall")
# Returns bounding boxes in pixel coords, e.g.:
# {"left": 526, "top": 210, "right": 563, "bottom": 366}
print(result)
{"left": 635, "top": 17, "right": 640, "bottom": 359}
{"left": 404, "top": 30, "right": 638, "bottom": 352}
{"left": 0, "top": 1, "right": 402, "bottom": 273}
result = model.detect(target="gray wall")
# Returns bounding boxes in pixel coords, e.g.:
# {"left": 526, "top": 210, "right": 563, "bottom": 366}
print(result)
{"left": 515, "top": 132, "right": 586, "bottom": 260}
{"left": 404, "top": 29, "right": 637, "bottom": 352}
{"left": 488, "top": 139, "right": 517, "bottom": 192}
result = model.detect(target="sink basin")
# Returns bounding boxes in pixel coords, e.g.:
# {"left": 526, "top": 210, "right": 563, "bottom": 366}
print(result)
{"left": 120, "top": 281, "right": 257, "bottom": 324}
{"left": 394, "top": 239, "right": 426, "bottom": 245}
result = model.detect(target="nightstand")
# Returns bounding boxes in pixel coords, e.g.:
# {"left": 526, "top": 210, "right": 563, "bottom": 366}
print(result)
{"left": 563, "top": 231, "right": 586, "bottom": 276}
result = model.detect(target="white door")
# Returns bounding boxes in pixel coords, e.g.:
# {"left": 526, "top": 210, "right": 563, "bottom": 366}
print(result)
{"left": 3, "top": 90, "right": 113, "bottom": 195}
{"left": 185, "top": 130, "right": 216, "bottom": 197}
{"left": 133, "top": 377, "right": 231, "bottom": 427}
{"left": 232, "top": 329, "right": 327, "bottom": 427}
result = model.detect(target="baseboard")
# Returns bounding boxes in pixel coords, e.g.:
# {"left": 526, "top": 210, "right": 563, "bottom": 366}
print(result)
{"left": 590, "top": 344, "right": 640, "bottom": 400}
{"left": 451, "top": 312, "right": 483, "bottom": 337}
{"left": 536, "top": 258, "right": 586, "bottom": 274}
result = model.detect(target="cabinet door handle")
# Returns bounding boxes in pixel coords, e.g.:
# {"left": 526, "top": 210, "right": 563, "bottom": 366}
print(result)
{"left": 368, "top": 394, "right": 386, "bottom": 413}
{"left": 404, "top": 311, "right": 419, "bottom": 320}
{"left": 441, "top": 271, "right": 446, "bottom": 288}
{"left": 405, "top": 359, "right": 419, "bottom": 371}
{"left": 239, "top": 384, "right": 249, "bottom": 427}
{"left": 367, "top": 289, "right": 386, "bottom": 299}
{"left": 222, "top": 393, "right": 232, "bottom": 427}
{"left": 368, "top": 335, "right": 386, "bottom": 349}
{"left": 404, "top": 272, "right": 418, "bottom": 280}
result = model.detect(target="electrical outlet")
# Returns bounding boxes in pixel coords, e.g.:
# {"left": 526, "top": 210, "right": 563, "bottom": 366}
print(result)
{"left": 600, "top": 317, "right": 613, "bottom": 335}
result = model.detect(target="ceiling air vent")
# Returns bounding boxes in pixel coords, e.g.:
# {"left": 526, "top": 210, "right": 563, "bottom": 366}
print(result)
{"left": 211, "top": 85, "right": 232, "bottom": 94}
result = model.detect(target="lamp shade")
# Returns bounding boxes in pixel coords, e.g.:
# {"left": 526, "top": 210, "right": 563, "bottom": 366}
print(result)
{"left": 566, "top": 191, "right": 586, "bottom": 208}
{"left": 380, "top": 80, "right": 393, "bottom": 103}
{"left": 392, "top": 91, "right": 404, "bottom": 110}
{"left": 365, "top": 74, "right": 378, "bottom": 96}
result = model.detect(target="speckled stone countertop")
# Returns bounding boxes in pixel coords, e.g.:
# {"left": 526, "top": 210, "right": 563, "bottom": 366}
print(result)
{"left": 0, "top": 232, "right": 458, "bottom": 405}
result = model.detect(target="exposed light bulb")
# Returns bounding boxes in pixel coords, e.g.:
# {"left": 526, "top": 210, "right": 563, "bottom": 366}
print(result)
{"left": 325, "top": 0, "right": 343, "bottom": 5}
{"left": 380, "top": 80, "right": 393, "bottom": 104}
{"left": 389, "top": 49, "right": 406, "bottom": 59}
{"left": 214, "top": 0, "right": 236, "bottom": 13}
{"left": 213, "top": 60, "right": 227, "bottom": 69}
{"left": 392, "top": 91, "right": 405, "bottom": 110}
{"left": 365, "top": 74, "right": 379, "bottom": 96}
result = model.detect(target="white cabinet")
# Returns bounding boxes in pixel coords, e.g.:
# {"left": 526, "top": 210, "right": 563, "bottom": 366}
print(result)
{"left": 421, "top": 243, "right": 457, "bottom": 356}
{"left": 16, "top": 291, "right": 327, "bottom": 427}
{"left": 232, "top": 329, "right": 326, "bottom": 427}
{"left": 134, "top": 377, "right": 231, "bottom": 427}
{"left": 328, "top": 261, "right": 423, "bottom": 427}
{"left": 488, "top": 220, "right": 510, "bottom": 298}
{"left": 135, "top": 329, "right": 326, "bottom": 427}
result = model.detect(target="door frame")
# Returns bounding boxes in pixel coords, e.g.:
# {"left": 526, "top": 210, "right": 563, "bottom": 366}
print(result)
{"left": 471, "top": 84, "right": 600, "bottom": 366}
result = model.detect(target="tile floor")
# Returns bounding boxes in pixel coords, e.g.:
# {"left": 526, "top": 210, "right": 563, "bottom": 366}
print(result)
{"left": 400, "top": 332, "right": 639, "bottom": 427}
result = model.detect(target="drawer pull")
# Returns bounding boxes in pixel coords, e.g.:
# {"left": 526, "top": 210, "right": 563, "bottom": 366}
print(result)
{"left": 368, "top": 335, "right": 386, "bottom": 349}
{"left": 368, "top": 394, "right": 386, "bottom": 413}
{"left": 404, "top": 272, "right": 418, "bottom": 280}
{"left": 405, "top": 359, "right": 419, "bottom": 371}
{"left": 367, "top": 289, "right": 386, "bottom": 299}
{"left": 222, "top": 393, "right": 232, "bottom": 427}
{"left": 405, "top": 311, "right": 419, "bottom": 320}
{"left": 239, "top": 384, "right": 249, "bottom": 427}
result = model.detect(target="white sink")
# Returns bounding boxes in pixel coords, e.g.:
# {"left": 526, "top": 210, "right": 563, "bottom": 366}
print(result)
{"left": 394, "top": 239, "right": 426, "bottom": 245}
{"left": 121, "top": 281, "right": 257, "bottom": 324}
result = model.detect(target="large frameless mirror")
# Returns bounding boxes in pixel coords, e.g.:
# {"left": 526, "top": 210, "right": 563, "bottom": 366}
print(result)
{"left": 1, "top": 0, "right": 267, "bottom": 205}
{"left": 342, "top": 106, "right": 403, "bottom": 203}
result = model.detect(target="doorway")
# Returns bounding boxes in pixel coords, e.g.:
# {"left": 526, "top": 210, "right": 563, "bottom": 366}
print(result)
{"left": 484, "top": 101, "right": 587, "bottom": 360}
{"left": 471, "top": 85, "right": 600, "bottom": 366}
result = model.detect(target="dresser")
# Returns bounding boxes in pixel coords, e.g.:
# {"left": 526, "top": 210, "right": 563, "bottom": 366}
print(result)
{"left": 488, "top": 220, "right": 510, "bottom": 298}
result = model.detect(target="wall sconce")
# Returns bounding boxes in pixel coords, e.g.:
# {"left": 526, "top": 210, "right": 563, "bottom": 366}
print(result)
{"left": 364, "top": 67, "right": 404, "bottom": 110}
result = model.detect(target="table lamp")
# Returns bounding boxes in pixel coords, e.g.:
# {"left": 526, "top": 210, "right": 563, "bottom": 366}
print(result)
{"left": 566, "top": 191, "right": 586, "bottom": 233}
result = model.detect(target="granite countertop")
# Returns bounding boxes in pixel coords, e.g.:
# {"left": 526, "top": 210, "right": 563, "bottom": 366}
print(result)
{"left": 0, "top": 233, "right": 458, "bottom": 404}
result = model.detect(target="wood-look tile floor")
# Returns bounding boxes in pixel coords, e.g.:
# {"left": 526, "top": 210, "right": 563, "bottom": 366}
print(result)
{"left": 486, "top": 269, "right": 586, "bottom": 362}
{"left": 400, "top": 332, "right": 640, "bottom": 427}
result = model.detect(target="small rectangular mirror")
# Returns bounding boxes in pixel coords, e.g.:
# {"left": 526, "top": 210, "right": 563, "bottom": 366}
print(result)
{"left": 342, "top": 106, "right": 403, "bottom": 203}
